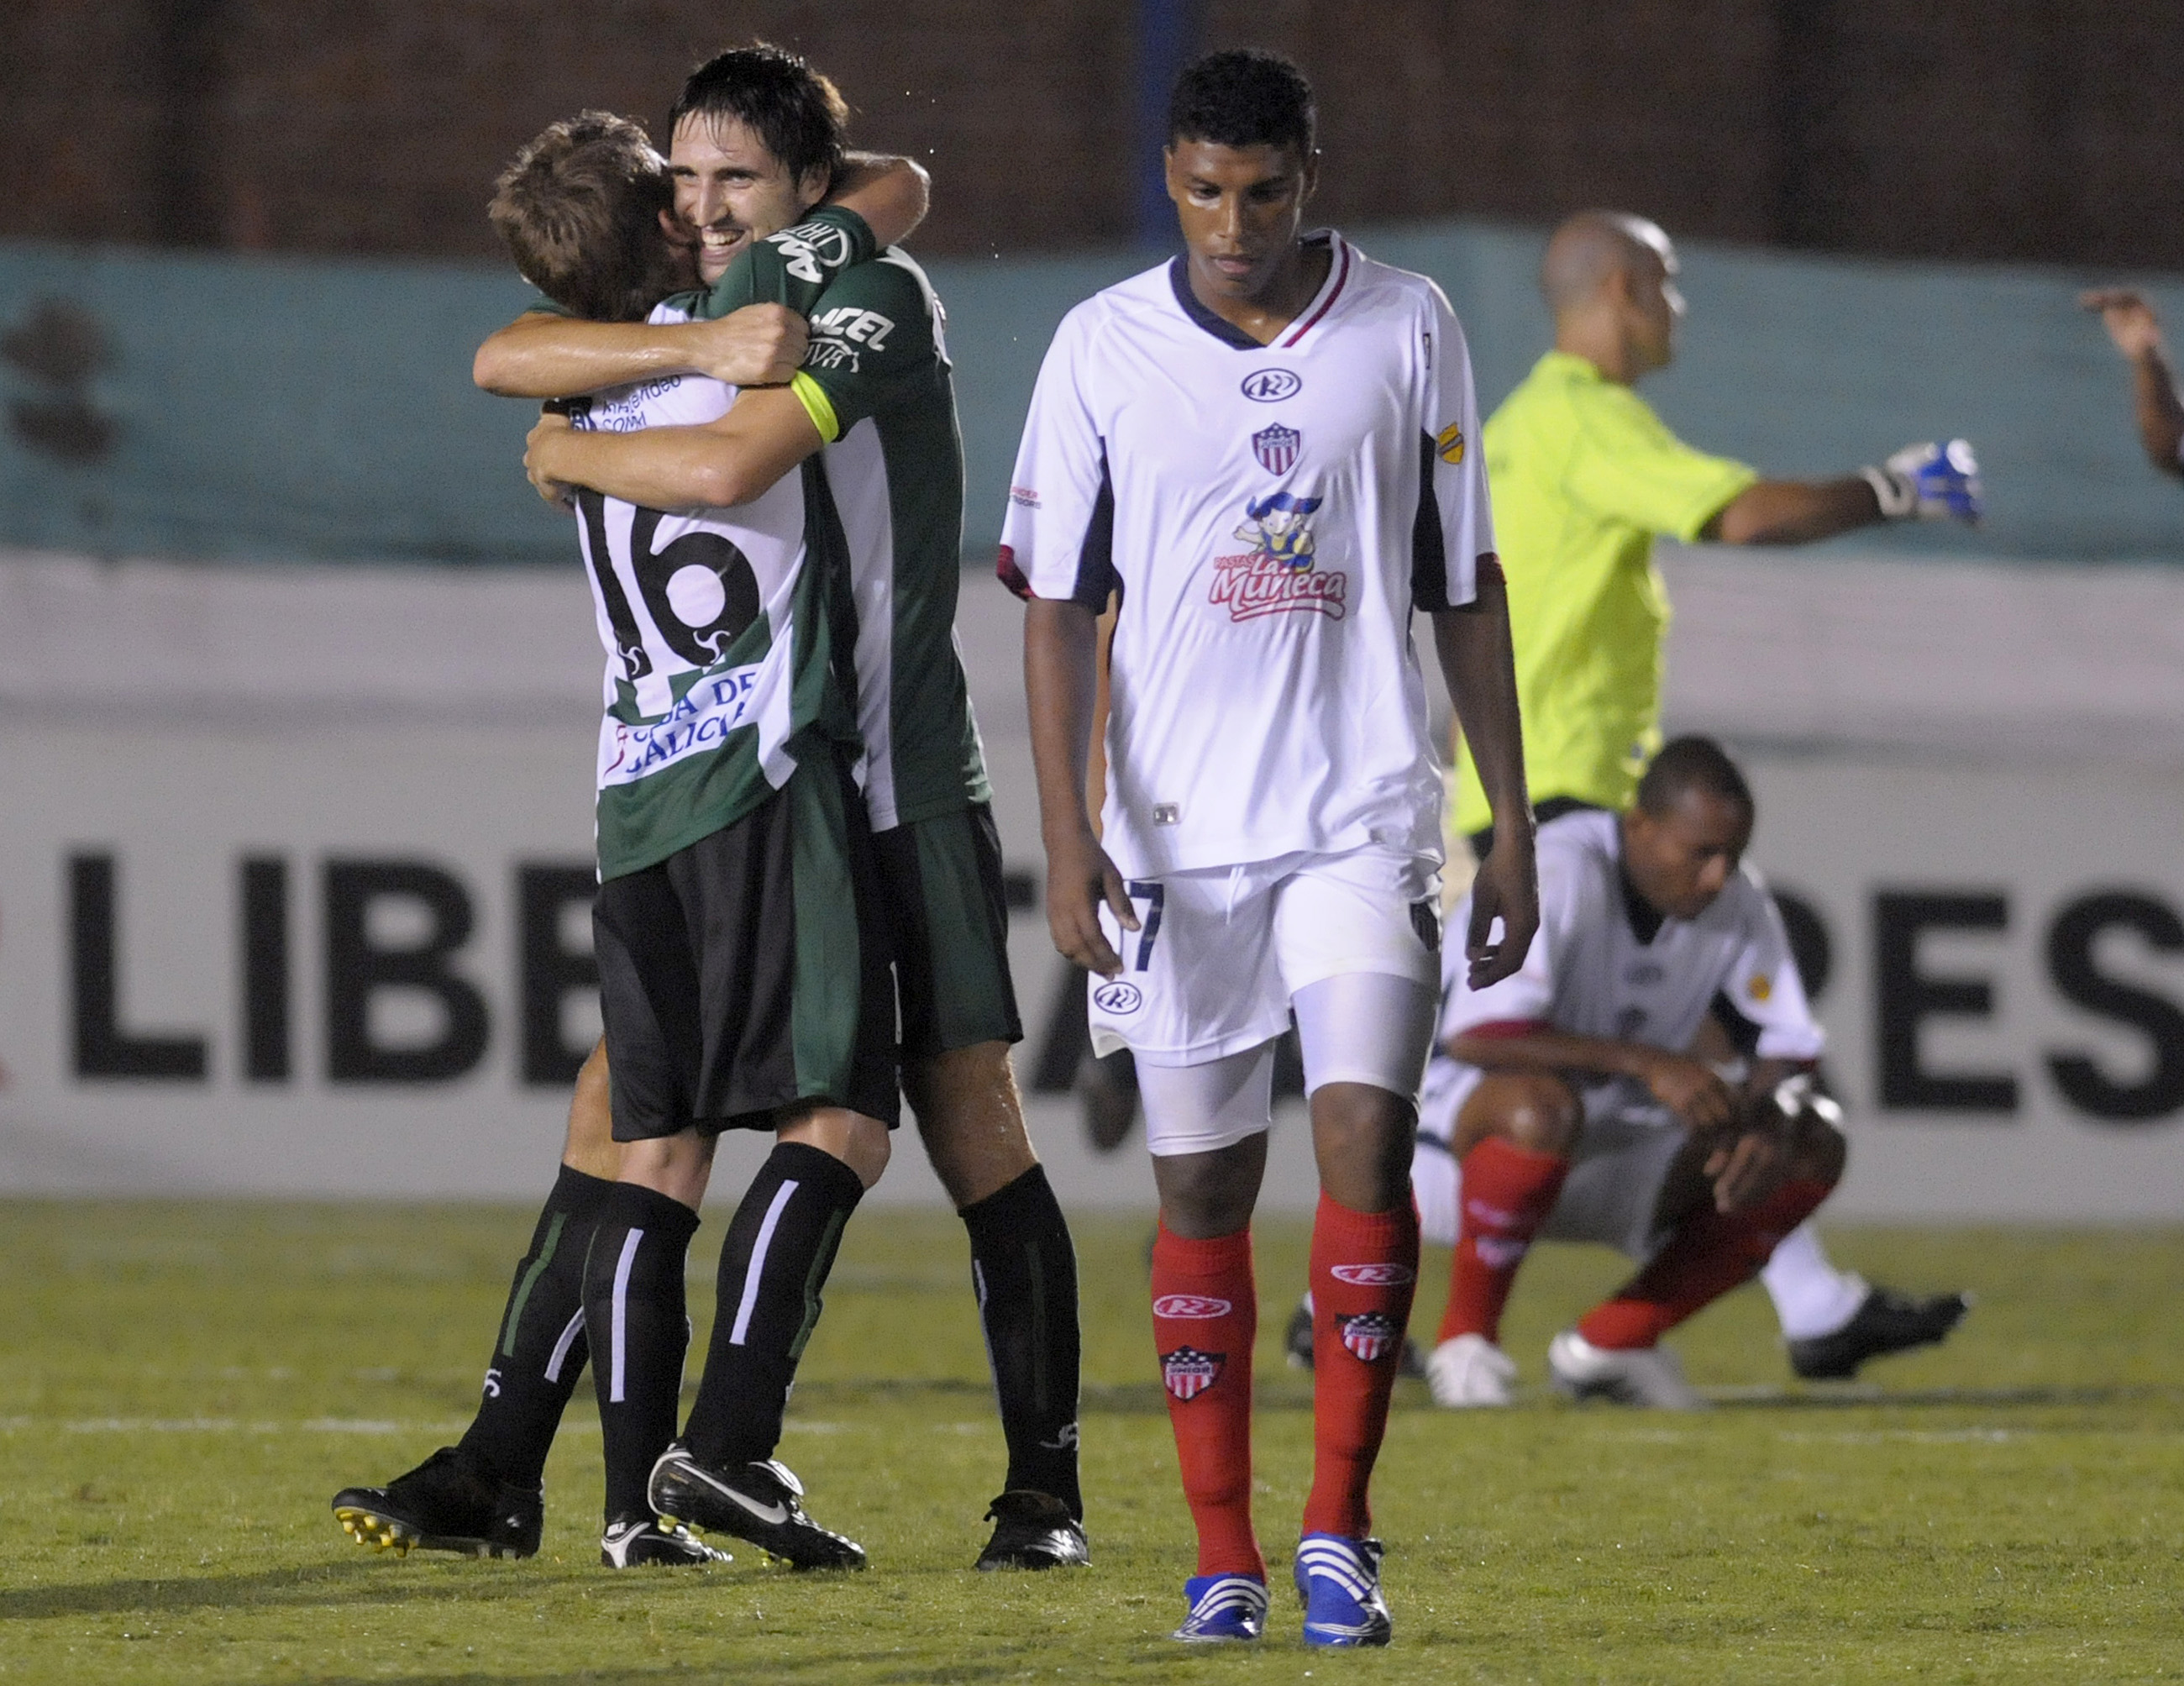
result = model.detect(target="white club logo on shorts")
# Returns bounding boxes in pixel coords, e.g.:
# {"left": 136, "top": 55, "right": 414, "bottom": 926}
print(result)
{"left": 1153, "top": 1295, "right": 1232, "bottom": 1319}
{"left": 1092, "top": 980, "right": 1143, "bottom": 1014}
{"left": 1329, "top": 1263, "right": 1415, "bottom": 1287}
{"left": 1337, "top": 1312, "right": 1402, "bottom": 1363}
{"left": 1162, "top": 1346, "right": 1224, "bottom": 1400}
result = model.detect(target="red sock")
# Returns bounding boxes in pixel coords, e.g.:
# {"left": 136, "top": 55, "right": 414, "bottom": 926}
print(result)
{"left": 1300, "top": 1193, "right": 1419, "bottom": 1541}
{"left": 1150, "top": 1222, "right": 1263, "bottom": 1578}
{"left": 1437, "top": 1137, "right": 1571, "bottom": 1346}
{"left": 1578, "top": 1178, "right": 1835, "bottom": 1350}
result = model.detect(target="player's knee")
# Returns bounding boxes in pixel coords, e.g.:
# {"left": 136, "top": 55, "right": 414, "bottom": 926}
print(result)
{"left": 1792, "top": 1112, "right": 1848, "bottom": 1187}
{"left": 780, "top": 1106, "right": 893, "bottom": 1190}
{"left": 1152, "top": 1138, "right": 1265, "bottom": 1238}
{"left": 1309, "top": 1082, "right": 1415, "bottom": 1212}
{"left": 617, "top": 1127, "right": 713, "bottom": 1210}
{"left": 1461, "top": 1074, "right": 1578, "bottom": 1157}
{"left": 906, "top": 1040, "right": 1037, "bottom": 1207}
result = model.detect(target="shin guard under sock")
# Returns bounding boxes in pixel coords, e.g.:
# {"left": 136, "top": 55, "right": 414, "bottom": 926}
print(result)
{"left": 1150, "top": 1222, "right": 1263, "bottom": 1579}
{"left": 1578, "top": 1178, "right": 1836, "bottom": 1350}
{"left": 457, "top": 1164, "right": 615, "bottom": 1489}
{"left": 1302, "top": 1194, "right": 1420, "bottom": 1541}
{"left": 961, "top": 1164, "right": 1084, "bottom": 1516}
{"left": 1438, "top": 1138, "right": 1571, "bottom": 1346}
{"left": 581, "top": 1182, "right": 701, "bottom": 1523}
{"left": 680, "top": 1142, "right": 866, "bottom": 1470}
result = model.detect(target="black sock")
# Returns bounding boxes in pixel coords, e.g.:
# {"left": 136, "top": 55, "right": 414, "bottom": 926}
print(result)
{"left": 455, "top": 1164, "right": 615, "bottom": 1490}
{"left": 581, "top": 1181, "right": 701, "bottom": 1524}
{"left": 680, "top": 1142, "right": 865, "bottom": 1469}
{"left": 961, "top": 1164, "right": 1084, "bottom": 1517}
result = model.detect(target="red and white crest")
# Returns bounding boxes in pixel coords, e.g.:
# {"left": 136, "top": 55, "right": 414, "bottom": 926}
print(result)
{"left": 1252, "top": 423, "right": 1301, "bottom": 475}
{"left": 1161, "top": 1345, "right": 1224, "bottom": 1400}
{"left": 1337, "top": 1313, "right": 1401, "bottom": 1363}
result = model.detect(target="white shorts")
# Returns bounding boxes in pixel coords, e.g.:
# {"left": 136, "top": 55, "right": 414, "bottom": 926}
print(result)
{"left": 1415, "top": 1075, "right": 1686, "bottom": 1261}
{"left": 1092, "top": 848, "right": 1444, "bottom": 1160}
{"left": 1088, "top": 848, "right": 1441, "bottom": 1067}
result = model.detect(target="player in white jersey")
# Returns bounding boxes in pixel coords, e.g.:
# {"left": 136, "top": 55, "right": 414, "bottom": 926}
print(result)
{"left": 1412, "top": 738, "right": 1860, "bottom": 1410}
{"left": 1005, "top": 51, "right": 1536, "bottom": 1648}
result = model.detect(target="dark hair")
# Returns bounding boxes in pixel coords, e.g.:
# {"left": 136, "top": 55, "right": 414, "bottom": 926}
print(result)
{"left": 1635, "top": 735, "right": 1755, "bottom": 818}
{"left": 487, "top": 112, "right": 682, "bottom": 323}
{"left": 1168, "top": 48, "right": 1316, "bottom": 160}
{"left": 668, "top": 42, "right": 848, "bottom": 186}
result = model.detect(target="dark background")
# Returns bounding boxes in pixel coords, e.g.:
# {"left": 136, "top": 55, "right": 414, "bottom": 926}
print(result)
{"left": 9, "top": 0, "right": 2181, "bottom": 268}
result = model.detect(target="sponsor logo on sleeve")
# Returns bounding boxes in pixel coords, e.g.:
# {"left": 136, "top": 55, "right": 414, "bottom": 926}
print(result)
{"left": 1436, "top": 422, "right": 1466, "bottom": 464}
{"left": 1161, "top": 1346, "right": 1224, "bottom": 1400}
{"left": 806, "top": 305, "right": 896, "bottom": 373}
{"left": 1153, "top": 1295, "right": 1234, "bottom": 1318}
{"left": 1091, "top": 980, "right": 1143, "bottom": 1015}
{"left": 1252, "top": 423, "right": 1301, "bottom": 475}
{"left": 1241, "top": 368, "right": 1303, "bottom": 402}
{"left": 1329, "top": 1263, "right": 1416, "bottom": 1287}
{"left": 1009, "top": 485, "right": 1041, "bottom": 508}
{"left": 1209, "top": 492, "right": 1347, "bottom": 622}
{"left": 1336, "top": 1312, "right": 1402, "bottom": 1363}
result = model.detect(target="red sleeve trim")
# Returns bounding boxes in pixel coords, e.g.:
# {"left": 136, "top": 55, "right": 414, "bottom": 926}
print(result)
{"left": 1462, "top": 1018, "right": 1550, "bottom": 1040}
{"left": 996, "top": 544, "right": 1032, "bottom": 601}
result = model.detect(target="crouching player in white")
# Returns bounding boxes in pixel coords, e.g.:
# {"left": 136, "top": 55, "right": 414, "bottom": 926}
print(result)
{"left": 1007, "top": 50, "right": 1536, "bottom": 1647}
{"left": 1415, "top": 737, "right": 1849, "bottom": 1410}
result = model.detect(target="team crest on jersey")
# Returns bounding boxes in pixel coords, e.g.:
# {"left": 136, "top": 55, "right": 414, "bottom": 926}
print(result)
{"left": 1252, "top": 423, "right": 1301, "bottom": 475}
{"left": 1162, "top": 1346, "right": 1224, "bottom": 1400}
{"left": 1436, "top": 422, "right": 1467, "bottom": 465}
{"left": 1337, "top": 1313, "right": 1402, "bottom": 1363}
{"left": 1748, "top": 971, "right": 1774, "bottom": 1002}
{"left": 1208, "top": 492, "right": 1347, "bottom": 622}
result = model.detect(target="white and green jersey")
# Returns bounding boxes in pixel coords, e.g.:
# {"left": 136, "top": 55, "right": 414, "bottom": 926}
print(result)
{"left": 700, "top": 218, "right": 990, "bottom": 831}
{"left": 570, "top": 298, "right": 857, "bottom": 880}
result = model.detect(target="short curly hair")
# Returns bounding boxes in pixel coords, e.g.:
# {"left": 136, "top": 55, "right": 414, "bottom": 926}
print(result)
{"left": 1167, "top": 48, "right": 1316, "bottom": 161}
{"left": 488, "top": 112, "right": 682, "bottom": 323}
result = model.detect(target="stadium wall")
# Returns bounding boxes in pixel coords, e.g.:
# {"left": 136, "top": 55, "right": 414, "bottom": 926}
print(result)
{"left": 2, "top": 547, "right": 2181, "bottom": 1221}
{"left": 6, "top": 227, "right": 2184, "bottom": 566}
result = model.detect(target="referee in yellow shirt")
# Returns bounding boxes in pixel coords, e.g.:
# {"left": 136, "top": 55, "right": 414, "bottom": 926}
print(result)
{"left": 1442, "top": 211, "right": 1977, "bottom": 1386}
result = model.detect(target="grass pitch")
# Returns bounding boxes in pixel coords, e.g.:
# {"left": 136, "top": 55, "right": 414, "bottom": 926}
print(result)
{"left": 2, "top": 1200, "right": 2180, "bottom": 1683}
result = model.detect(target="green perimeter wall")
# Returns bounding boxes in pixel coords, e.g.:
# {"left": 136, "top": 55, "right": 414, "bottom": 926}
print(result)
{"left": 3, "top": 224, "right": 2181, "bottom": 565}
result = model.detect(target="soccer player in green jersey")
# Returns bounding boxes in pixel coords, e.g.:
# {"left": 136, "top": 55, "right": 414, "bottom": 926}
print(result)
{"left": 333, "top": 49, "right": 1085, "bottom": 1575}
{"left": 1432, "top": 211, "right": 1975, "bottom": 1393}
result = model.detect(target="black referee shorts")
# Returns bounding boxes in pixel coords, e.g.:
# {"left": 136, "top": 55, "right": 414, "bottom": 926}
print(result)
{"left": 593, "top": 745, "right": 899, "bottom": 1141}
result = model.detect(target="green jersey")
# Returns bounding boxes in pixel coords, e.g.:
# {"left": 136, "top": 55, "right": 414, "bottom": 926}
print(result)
{"left": 697, "top": 218, "right": 989, "bottom": 829}
{"left": 1452, "top": 350, "right": 1757, "bottom": 832}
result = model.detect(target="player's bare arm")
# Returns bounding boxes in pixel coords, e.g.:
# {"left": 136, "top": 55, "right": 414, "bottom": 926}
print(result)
{"left": 473, "top": 150, "right": 928, "bottom": 397}
{"left": 1701, "top": 476, "right": 1886, "bottom": 544}
{"left": 1430, "top": 561, "right": 1537, "bottom": 988}
{"left": 523, "top": 386, "right": 823, "bottom": 509}
{"left": 2081, "top": 288, "right": 2184, "bottom": 477}
{"left": 1450, "top": 1027, "right": 1735, "bottom": 1132}
{"left": 1021, "top": 597, "right": 1136, "bottom": 978}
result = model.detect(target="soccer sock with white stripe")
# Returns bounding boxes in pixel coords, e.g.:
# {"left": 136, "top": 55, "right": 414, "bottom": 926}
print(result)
{"left": 680, "top": 1142, "right": 866, "bottom": 1470}
{"left": 961, "top": 1164, "right": 1084, "bottom": 1517}
{"left": 455, "top": 1163, "right": 613, "bottom": 1490}
{"left": 581, "top": 1182, "right": 701, "bottom": 1525}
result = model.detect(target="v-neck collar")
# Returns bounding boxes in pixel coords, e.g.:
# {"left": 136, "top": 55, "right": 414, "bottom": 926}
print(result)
{"left": 1615, "top": 839, "right": 1668, "bottom": 947}
{"left": 1165, "top": 230, "right": 1348, "bottom": 352}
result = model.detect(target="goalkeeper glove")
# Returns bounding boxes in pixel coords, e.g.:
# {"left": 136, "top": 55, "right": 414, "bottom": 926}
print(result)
{"left": 1861, "top": 439, "right": 1982, "bottom": 523}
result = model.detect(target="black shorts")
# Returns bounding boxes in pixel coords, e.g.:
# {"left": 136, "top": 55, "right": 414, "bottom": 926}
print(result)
{"left": 593, "top": 748, "right": 899, "bottom": 1141}
{"left": 872, "top": 802, "right": 1024, "bottom": 1061}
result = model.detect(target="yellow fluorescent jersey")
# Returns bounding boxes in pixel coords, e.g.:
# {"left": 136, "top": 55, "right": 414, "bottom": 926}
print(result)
{"left": 1453, "top": 351, "right": 1758, "bottom": 835}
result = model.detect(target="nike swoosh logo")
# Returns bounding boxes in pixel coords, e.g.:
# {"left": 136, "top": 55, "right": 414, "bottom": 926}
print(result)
{"left": 684, "top": 1463, "right": 790, "bottom": 1527}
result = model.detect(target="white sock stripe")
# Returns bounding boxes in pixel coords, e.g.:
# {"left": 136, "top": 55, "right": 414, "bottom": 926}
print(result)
{"left": 728, "top": 1180, "right": 801, "bottom": 1347}
{"left": 543, "top": 1309, "right": 585, "bottom": 1384}
{"left": 607, "top": 1228, "right": 643, "bottom": 1404}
